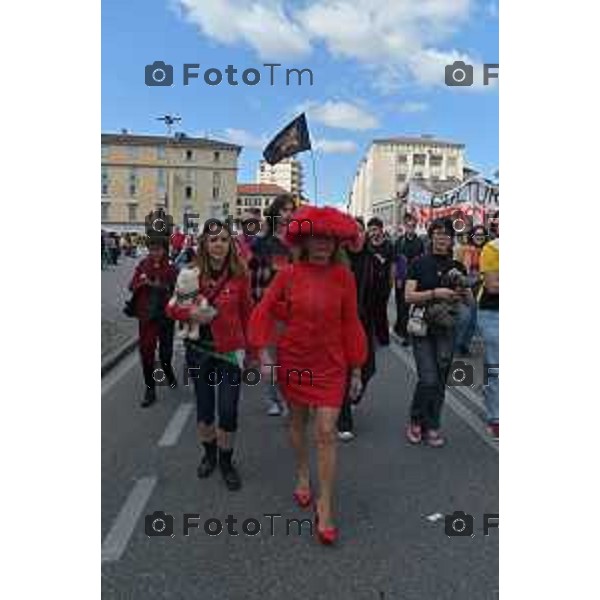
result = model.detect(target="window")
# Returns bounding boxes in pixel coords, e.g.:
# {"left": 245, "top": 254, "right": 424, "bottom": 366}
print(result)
{"left": 397, "top": 173, "right": 406, "bottom": 182}
{"left": 413, "top": 171, "right": 423, "bottom": 179}
{"left": 430, "top": 155, "right": 443, "bottom": 167}
{"left": 213, "top": 171, "right": 221, "bottom": 186}
{"left": 101, "top": 202, "right": 110, "bottom": 221}
{"left": 413, "top": 153, "right": 427, "bottom": 166}
{"left": 236, "top": 198, "right": 242, "bottom": 205}
{"left": 129, "top": 168, "right": 137, "bottom": 197}
{"left": 101, "top": 168, "right": 109, "bottom": 195}
{"left": 128, "top": 204, "right": 137, "bottom": 221}
{"left": 185, "top": 149, "right": 193, "bottom": 161}
{"left": 213, "top": 187, "right": 220, "bottom": 199}
{"left": 157, "top": 146, "right": 166, "bottom": 159}
{"left": 447, "top": 157, "right": 457, "bottom": 167}
{"left": 185, "top": 186, "right": 193, "bottom": 199}
{"left": 214, "top": 151, "right": 220, "bottom": 162}
{"left": 397, "top": 154, "right": 408, "bottom": 163}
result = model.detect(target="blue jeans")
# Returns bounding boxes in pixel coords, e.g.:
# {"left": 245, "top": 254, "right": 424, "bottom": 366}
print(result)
{"left": 454, "top": 301, "right": 478, "bottom": 353}
{"left": 410, "top": 331, "right": 455, "bottom": 430}
{"left": 478, "top": 310, "right": 499, "bottom": 424}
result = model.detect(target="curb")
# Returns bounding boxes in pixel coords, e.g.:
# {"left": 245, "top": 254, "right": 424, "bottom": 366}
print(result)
{"left": 101, "top": 337, "right": 138, "bottom": 378}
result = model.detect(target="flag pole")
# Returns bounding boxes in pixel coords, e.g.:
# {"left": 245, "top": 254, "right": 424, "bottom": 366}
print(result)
{"left": 309, "top": 149, "right": 318, "bottom": 206}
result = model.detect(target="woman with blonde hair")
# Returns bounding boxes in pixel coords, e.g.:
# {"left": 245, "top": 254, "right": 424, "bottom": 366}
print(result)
{"left": 250, "top": 206, "right": 367, "bottom": 544}
{"left": 166, "top": 220, "right": 253, "bottom": 491}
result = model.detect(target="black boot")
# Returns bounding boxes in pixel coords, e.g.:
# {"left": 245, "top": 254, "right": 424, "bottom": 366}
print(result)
{"left": 197, "top": 440, "right": 217, "bottom": 478}
{"left": 141, "top": 387, "right": 156, "bottom": 408}
{"left": 219, "top": 449, "right": 241, "bottom": 491}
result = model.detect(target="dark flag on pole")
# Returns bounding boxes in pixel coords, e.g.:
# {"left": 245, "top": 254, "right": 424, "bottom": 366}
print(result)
{"left": 263, "top": 113, "right": 311, "bottom": 165}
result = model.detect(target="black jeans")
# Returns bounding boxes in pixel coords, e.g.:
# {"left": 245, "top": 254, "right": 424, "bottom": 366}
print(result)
{"left": 185, "top": 345, "right": 241, "bottom": 433}
{"left": 410, "top": 331, "right": 455, "bottom": 431}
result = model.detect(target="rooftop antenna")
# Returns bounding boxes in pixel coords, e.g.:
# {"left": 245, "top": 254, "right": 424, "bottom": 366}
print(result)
{"left": 156, "top": 114, "right": 182, "bottom": 136}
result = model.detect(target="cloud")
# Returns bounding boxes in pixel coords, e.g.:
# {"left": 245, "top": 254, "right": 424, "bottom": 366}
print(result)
{"left": 220, "top": 128, "right": 266, "bottom": 149}
{"left": 301, "top": 101, "right": 379, "bottom": 130}
{"left": 313, "top": 139, "right": 358, "bottom": 154}
{"left": 177, "top": 0, "right": 311, "bottom": 60}
{"left": 409, "top": 48, "right": 497, "bottom": 90}
{"left": 175, "top": 1, "right": 491, "bottom": 91}
{"left": 398, "top": 101, "right": 428, "bottom": 113}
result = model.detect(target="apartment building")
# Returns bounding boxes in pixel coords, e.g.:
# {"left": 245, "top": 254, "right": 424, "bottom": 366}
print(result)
{"left": 348, "top": 135, "right": 466, "bottom": 223}
{"left": 257, "top": 157, "right": 304, "bottom": 197}
{"left": 101, "top": 131, "right": 241, "bottom": 232}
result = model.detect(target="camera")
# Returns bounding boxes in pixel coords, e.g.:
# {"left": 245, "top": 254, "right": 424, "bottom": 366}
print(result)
{"left": 445, "top": 61, "right": 474, "bottom": 87}
{"left": 145, "top": 61, "right": 174, "bottom": 87}
{"left": 447, "top": 361, "right": 474, "bottom": 387}
{"left": 145, "top": 511, "right": 174, "bottom": 537}
{"left": 145, "top": 208, "right": 174, "bottom": 236}
{"left": 445, "top": 511, "right": 474, "bottom": 537}
{"left": 441, "top": 267, "right": 470, "bottom": 290}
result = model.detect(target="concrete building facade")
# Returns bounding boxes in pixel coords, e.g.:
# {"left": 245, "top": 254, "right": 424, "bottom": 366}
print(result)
{"left": 101, "top": 132, "right": 241, "bottom": 232}
{"left": 257, "top": 157, "right": 304, "bottom": 197}
{"left": 347, "top": 135, "right": 466, "bottom": 225}
{"left": 236, "top": 183, "right": 289, "bottom": 218}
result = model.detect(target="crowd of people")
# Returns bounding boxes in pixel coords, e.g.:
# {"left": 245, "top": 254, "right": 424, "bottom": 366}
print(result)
{"left": 119, "top": 193, "right": 499, "bottom": 545}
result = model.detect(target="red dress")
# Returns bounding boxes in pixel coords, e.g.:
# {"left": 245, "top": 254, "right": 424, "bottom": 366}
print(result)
{"left": 249, "top": 262, "right": 367, "bottom": 407}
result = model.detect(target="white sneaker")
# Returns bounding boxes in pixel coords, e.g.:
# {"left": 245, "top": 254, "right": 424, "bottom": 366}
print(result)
{"left": 267, "top": 401, "right": 282, "bottom": 416}
{"left": 338, "top": 431, "right": 355, "bottom": 442}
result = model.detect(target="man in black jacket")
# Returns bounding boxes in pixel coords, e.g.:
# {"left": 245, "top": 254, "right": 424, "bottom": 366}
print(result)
{"left": 366, "top": 217, "right": 395, "bottom": 346}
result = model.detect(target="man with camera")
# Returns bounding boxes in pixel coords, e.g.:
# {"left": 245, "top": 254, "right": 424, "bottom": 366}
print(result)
{"left": 404, "top": 218, "right": 472, "bottom": 447}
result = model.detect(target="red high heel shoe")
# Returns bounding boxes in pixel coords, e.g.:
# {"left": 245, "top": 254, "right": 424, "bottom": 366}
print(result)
{"left": 314, "top": 505, "right": 338, "bottom": 545}
{"left": 292, "top": 488, "right": 312, "bottom": 509}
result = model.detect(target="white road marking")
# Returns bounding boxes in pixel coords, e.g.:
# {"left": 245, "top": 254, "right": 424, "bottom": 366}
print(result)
{"left": 157, "top": 403, "right": 194, "bottom": 447}
{"left": 388, "top": 343, "right": 498, "bottom": 453}
{"left": 101, "top": 351, "right": 138, "bottom": 397}
{"left": 101, "top": 476, "right": 157, "bottom": 563}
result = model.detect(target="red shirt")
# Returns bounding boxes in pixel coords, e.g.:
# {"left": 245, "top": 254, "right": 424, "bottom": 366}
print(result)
{"left": 165, "top": 271, "right": 253, "bottom": 353}
{"left": 128, "top": 257, "right": 177, "bottom": 321}
{"left": 171, "top": 232, "right": 186, "bottom": 252}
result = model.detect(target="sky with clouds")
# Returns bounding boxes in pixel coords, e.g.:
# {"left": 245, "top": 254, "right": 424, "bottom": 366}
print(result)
{"left": 102, "top": 0, "right": 498, "bottom": 206}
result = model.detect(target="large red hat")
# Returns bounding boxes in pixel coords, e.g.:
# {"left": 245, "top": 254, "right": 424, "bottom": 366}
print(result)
{"left": 285, "top": 205, "right": 359, "bottom": 245}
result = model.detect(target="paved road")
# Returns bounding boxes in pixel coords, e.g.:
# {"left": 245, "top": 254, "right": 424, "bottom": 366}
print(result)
{"left": 101, "top": 257, "right": 140, "bottom": 359}
{"left": 101, "top": 334, "right": 498, "bottom": 599}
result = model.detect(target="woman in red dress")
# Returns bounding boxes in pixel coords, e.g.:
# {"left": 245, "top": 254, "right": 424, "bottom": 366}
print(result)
{"left": 249, "top": 206, "right": 367, "bottom": 544}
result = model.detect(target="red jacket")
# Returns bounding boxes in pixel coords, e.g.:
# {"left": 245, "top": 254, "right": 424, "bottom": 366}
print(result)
{"left": 128, "top": 257, "right": 177, "bottom": 321}
{"left": 165, "top": 272, "right": 253, "bottom": 353}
